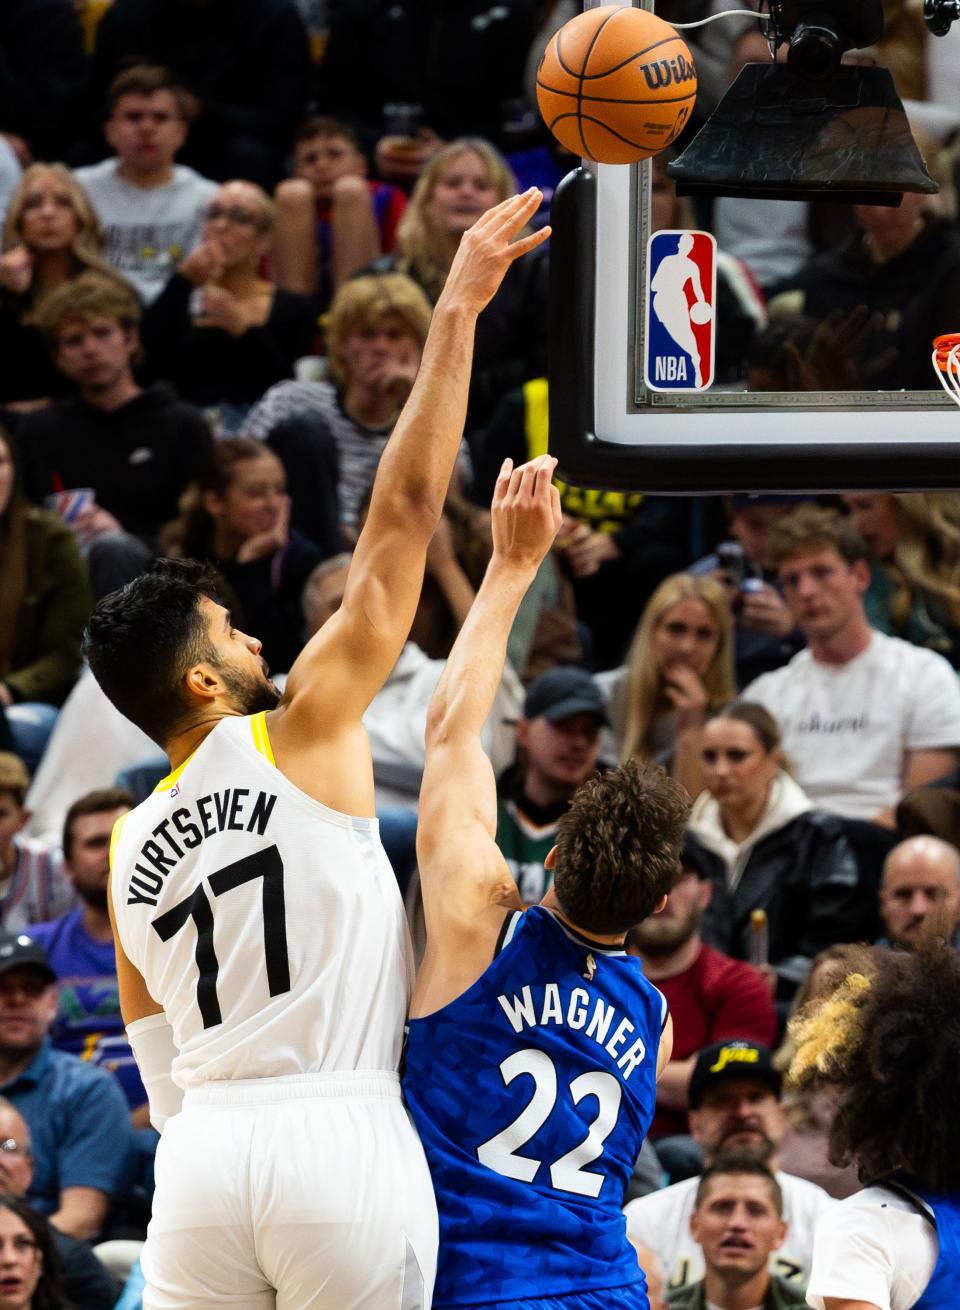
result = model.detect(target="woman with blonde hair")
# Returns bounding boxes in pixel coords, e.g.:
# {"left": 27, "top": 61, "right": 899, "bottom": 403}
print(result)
{"left": 597, "top": 572, "right": 735, "bottom": 797}
{"left": 0, "top": 163, "right": 123, "bottom": 406}
{"left": 845, "top": 491, "right": 960, "bottom": 668}
{"left": 368, "top": 137, "right": 547, "bottom": 426}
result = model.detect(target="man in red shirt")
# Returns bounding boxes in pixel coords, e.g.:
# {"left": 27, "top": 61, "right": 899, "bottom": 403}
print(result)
{"left": 627, "top": 851, "right": 776, "bottom": 1154}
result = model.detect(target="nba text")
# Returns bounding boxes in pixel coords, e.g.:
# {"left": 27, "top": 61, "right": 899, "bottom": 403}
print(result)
{"left": 125, "top": 788, "right": 278, "bottom": 907}
{"left": 497, "top": 984, "right": 648, "bottom": 1080}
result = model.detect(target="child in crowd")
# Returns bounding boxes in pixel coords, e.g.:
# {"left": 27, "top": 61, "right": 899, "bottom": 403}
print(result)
{"left": 273, "top": 115, "right": 407, "bottom": 306}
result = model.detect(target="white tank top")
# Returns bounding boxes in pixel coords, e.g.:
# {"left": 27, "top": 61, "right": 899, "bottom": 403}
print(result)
{"left": 110, "top": 712, "right": 413, "bottom": 1088}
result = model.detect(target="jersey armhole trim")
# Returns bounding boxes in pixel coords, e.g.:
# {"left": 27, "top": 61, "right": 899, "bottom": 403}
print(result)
{"left": 494, "top": 909, "right": 523, "bottom": 959}
{"left": 109, "top": 812, "right": 130, "bottom": 873}
{"left": 251, "top": 711, "right": 277, "bottom": 767}
{"left": 881, "top": 1180, "right": 937, "bottom": 1228}
{"left": 658, "top": 988, "right": 669, "bottom": 1034}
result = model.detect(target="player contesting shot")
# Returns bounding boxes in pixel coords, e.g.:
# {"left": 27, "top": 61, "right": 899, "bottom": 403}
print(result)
{"left": 403, "top": 453, "right": 690, "bottom": 1310}
{"left": 82, "top": 189, "right": 549, "bottom": 1310}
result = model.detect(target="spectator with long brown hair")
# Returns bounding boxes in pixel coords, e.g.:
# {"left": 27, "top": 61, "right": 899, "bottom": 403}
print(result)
{"left": 598, "top": 573, "right": 736, "bottom": 798}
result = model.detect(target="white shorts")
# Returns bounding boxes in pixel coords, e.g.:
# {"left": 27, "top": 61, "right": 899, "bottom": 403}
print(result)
{"left": 142, "top": 1070, "right": 438, "bottom": 1310}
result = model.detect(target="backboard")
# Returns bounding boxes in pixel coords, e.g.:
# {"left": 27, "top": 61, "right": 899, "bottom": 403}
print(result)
{"left": 547, "top": 2, "right": 960, "bottom": 493}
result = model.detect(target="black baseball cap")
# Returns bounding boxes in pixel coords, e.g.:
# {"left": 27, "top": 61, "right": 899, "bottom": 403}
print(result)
{"left": 523, "top": 667, "right": 609, "bottom": 726}
{"left": 688, "top": 1040, "right": 782, "bottom": 1109}
{"left": 0, "top": 935, "right": 56, "bottom": 984}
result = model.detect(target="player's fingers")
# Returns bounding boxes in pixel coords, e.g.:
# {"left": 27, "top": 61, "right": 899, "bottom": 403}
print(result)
{"left": 493, "top": 458, "right": 514, "bottom": 506}
{"left": 514, "top": 458, "right": 540, "bottom": 503}
{"left": 549, "top": 484, "right": 563, "bottom": 532}
{"left": 508, "top": 226, "right": 552, "bottom": 260}
{"left": 499, "top": 190, "right": 543, "bottom": 238}
{"left": 506, "top": 460, "right": 528, "bottom": 501}
{"left": 473, "top": 188, "right": 537, "bottom": 233}
{"left": 533, "top": 455, "right": 558, "bottom": 504}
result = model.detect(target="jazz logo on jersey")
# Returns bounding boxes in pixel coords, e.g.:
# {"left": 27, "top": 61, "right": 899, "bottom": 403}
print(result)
{"left": 644, "top": 230, "right": 716, "bottom": 393}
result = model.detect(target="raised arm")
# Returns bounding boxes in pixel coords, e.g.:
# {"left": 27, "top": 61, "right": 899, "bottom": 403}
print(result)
{"left": 277, "top": 190, "right": 549, "bottom": 738}
{"left": 412, "top": 456, "right": 561, "bottom": 1016}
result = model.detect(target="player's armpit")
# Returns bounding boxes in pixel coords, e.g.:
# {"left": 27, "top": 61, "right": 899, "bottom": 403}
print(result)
{"left": 418, "top": 828, "right": 522, "bottom": 945}
{"left": 656, "top": 1013, "right": 674, "bottom": 1079}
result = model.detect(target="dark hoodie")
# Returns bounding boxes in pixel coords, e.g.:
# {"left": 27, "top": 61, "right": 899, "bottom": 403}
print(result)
{"left": 20, "top": 383, "right": 212, "bottom": 542}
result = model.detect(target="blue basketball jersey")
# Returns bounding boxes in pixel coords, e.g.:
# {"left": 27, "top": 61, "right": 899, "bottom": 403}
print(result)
{"left": 888, "top": 1184, "right": 960, "bottom": 1309}
{"left": 402, "top": 905, "right": 667, "bottom": 1306}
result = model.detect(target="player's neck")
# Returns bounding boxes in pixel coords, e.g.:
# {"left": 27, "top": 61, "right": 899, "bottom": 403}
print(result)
{"left": 163, "top": 709, "right": 239, "bottom": 770}
{"left": 540, "top": 888, "right": 625, "bottom": 948}
{"left": 703, "top": 1262, "right": 771, "bottom": 1310}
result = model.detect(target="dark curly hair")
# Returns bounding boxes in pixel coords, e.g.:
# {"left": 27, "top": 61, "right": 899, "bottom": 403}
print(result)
{"left": 83, "top": 558, "right": 225, "bottom": 746}
{"left": 788, "top": 946, "right": 960, "bottom": 1192}
{"left": 552, "top": 760, "right": 690, "bottom": 935}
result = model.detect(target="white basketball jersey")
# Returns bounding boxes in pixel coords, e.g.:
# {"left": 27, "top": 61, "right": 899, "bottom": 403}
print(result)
{"left": 110, "top": 712, "right": 413, "bottom": 1088}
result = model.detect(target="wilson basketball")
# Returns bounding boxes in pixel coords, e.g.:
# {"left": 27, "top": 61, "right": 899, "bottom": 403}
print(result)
{"left": 536, "top": 5, "right": 698, "bottom": 165}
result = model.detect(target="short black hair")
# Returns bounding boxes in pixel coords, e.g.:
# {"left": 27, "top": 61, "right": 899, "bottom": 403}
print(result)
{"left": 553, "top": 760, "right": 689, "bottom": 935}
{"left": 83, "top": 559, "right": 223, "bottom": 747}
{"left": 695, "top": 1154, "right": 784, "bottom": 1216}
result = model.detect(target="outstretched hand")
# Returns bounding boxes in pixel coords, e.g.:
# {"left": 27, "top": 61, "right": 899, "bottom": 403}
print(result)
{"left": 491, "top": 455, "right": 562, "bottom": 574}
{"left": 441, "top": 189, "right": 550, "bottom": 318}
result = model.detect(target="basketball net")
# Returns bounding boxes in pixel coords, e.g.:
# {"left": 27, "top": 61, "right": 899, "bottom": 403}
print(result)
{"left": 932, "top": 334, "right": 960, "bottom": 409}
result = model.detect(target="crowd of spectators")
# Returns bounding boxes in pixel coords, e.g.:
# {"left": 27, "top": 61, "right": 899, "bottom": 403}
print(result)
{"left": 1, "top": 0, "right": 960, "bottom": 1304}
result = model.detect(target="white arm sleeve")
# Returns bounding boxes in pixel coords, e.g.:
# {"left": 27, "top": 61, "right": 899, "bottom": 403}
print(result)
{"left": 127, "top": 1012, "right": 183, "bottom": 1133}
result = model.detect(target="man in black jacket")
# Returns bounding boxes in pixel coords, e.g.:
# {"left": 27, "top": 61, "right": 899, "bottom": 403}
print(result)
{"left": 0, "top": 1097, "right": 117, "bottom": 1309}
{"left": 20, "top": 272, "right": 212, "bottom": 597}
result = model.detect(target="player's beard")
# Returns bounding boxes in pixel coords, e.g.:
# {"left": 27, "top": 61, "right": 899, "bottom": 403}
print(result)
{"left": 219, "top": 663, "right": 282, "bottom": 715}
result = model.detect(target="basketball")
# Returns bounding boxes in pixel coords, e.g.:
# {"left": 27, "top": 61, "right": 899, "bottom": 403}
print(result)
{"left": 536, "top": 5, "right": 698, "bottom": 165}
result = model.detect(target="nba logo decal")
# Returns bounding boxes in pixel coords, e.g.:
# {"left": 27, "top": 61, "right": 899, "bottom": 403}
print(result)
{"left": 644, "top": 230, "right": 716, "bottom": 392}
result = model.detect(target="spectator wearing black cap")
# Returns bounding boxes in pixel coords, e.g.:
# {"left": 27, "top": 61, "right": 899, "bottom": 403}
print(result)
{"left": 0, "top": 932, "right": 135, "bottom": 1239}
{"left": 495, "top": 667, "right": 607, "bottom": 903}
{"left": 624, "top": 1040, "right": 832, "bottom": 1294}
{"left": 669, "top": 1157, "right": 806, "bottom": 1310}
{"left": 626, "top": 848, "right": 776, "bottom": 1146}
{"left": 690, "top": 494, "right": 808, "bottom": 688}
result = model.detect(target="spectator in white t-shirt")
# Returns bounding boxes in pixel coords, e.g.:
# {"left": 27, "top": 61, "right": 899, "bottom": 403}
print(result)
{"left": 625, "top": 1039, "right": 832, "bottom": 1292}
{"left": 743, "top": 506, "right": 960, "bottom": 825}
{"left": 789, "top": 945, "right": 959, "bottom": 1310}
{"left": 75, "top": 65, "right": 217, "bottom": 304}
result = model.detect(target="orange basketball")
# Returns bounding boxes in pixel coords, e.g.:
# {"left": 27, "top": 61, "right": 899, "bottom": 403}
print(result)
{"left": 536, "top": 5, "right": 698, "bottom": 165}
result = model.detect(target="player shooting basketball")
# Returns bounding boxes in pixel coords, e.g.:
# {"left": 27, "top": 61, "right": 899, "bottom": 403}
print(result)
{"left": 82, "top": 188, "right": 548, "bottom": 1310}
{"left": 403, "top": 453, "right": 690, "bottom": 1310}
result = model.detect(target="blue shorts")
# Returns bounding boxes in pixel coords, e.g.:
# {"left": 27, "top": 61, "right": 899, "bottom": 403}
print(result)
{"left": 451, "top": 1285, "right": 648, "bottom": 1310}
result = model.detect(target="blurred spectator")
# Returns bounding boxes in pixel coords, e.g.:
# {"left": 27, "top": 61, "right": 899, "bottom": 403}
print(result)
{"left": 21, "top": 272, "right": 213, "bottom": 594}
{"left": 367, "top": 139, "right": 547, "bottom": 429}
{"left": 90, "top": 0, "right": 313, "bottom": 189}
{"left": 0, "top": 1100, "right": 116, "bottom": 1309}
{"left": 317, "top": 1, "right": 541, "bottom": 152}
{"left": 627, "top": 852, "right": 776, "bottom": 1145}
{"left": 0, "top": 139, "right": 23, "bottom": 235}
{"left": 690, "top": 494, "right": 806, "bottom": 687}
{"left": 635, "top": 1241, "right": 669, "bottom": 1310}
{"left": 0, "top": 755, "right": 74, "bottom": 934}
{"left": 0, "top": 163, "right": 122, "bottom": 409}
{"left": 473, "top": 379, "right": 692, "bottom": 669}
{"left": 0, "top": 1, "right": 88, "bottom": 161}
{"left": 686, "top": 702, "right": 874, "bottom": 1001}
{"left": 876, "top": 834, "right": 960, "bottom": 950}
{"left": 273, "top": 115, "right": 407, "bottom": 304}
{"left": 844, "top": 492, "right": 960, "bottom": 669}
{"left": 671, "top": 1158, "right": 804, "bottom": 1310}
{"left": 141, "top": 180, "right": 317, "bottom": 428}
{"left": 75, "top": 64, "right": 217, "bottom": 304}
{"left": 241, "top": 272, "right": 432, "bottom": 542}
{"left": 161, "top": 438, "right": 323, "bottom": 674}
{"left": 0, "top": 427, "right": 91, "bottom": 770}
{"left": 624, "top": 1040, "right": 833, "bottom": 1291}
{"left": 767, "top": 187, "right": 960, "bottom": 391}
{"left": 0, "top": 1193, "right": 75, "bottom": 1310}
{"left": 743, "top": 506, "right": 960, "bottom": 824}
{"left": 597, "top": 574, "right": 736, "bottom": 799}
{"left": 494, "top": 667, "right": 607, "bottom": 902}
{"left": 28, "top": 788, "right": 147, "bottom": 1117}
{"left": 0, "top": 932, "right": 135, "bottom": 1237}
